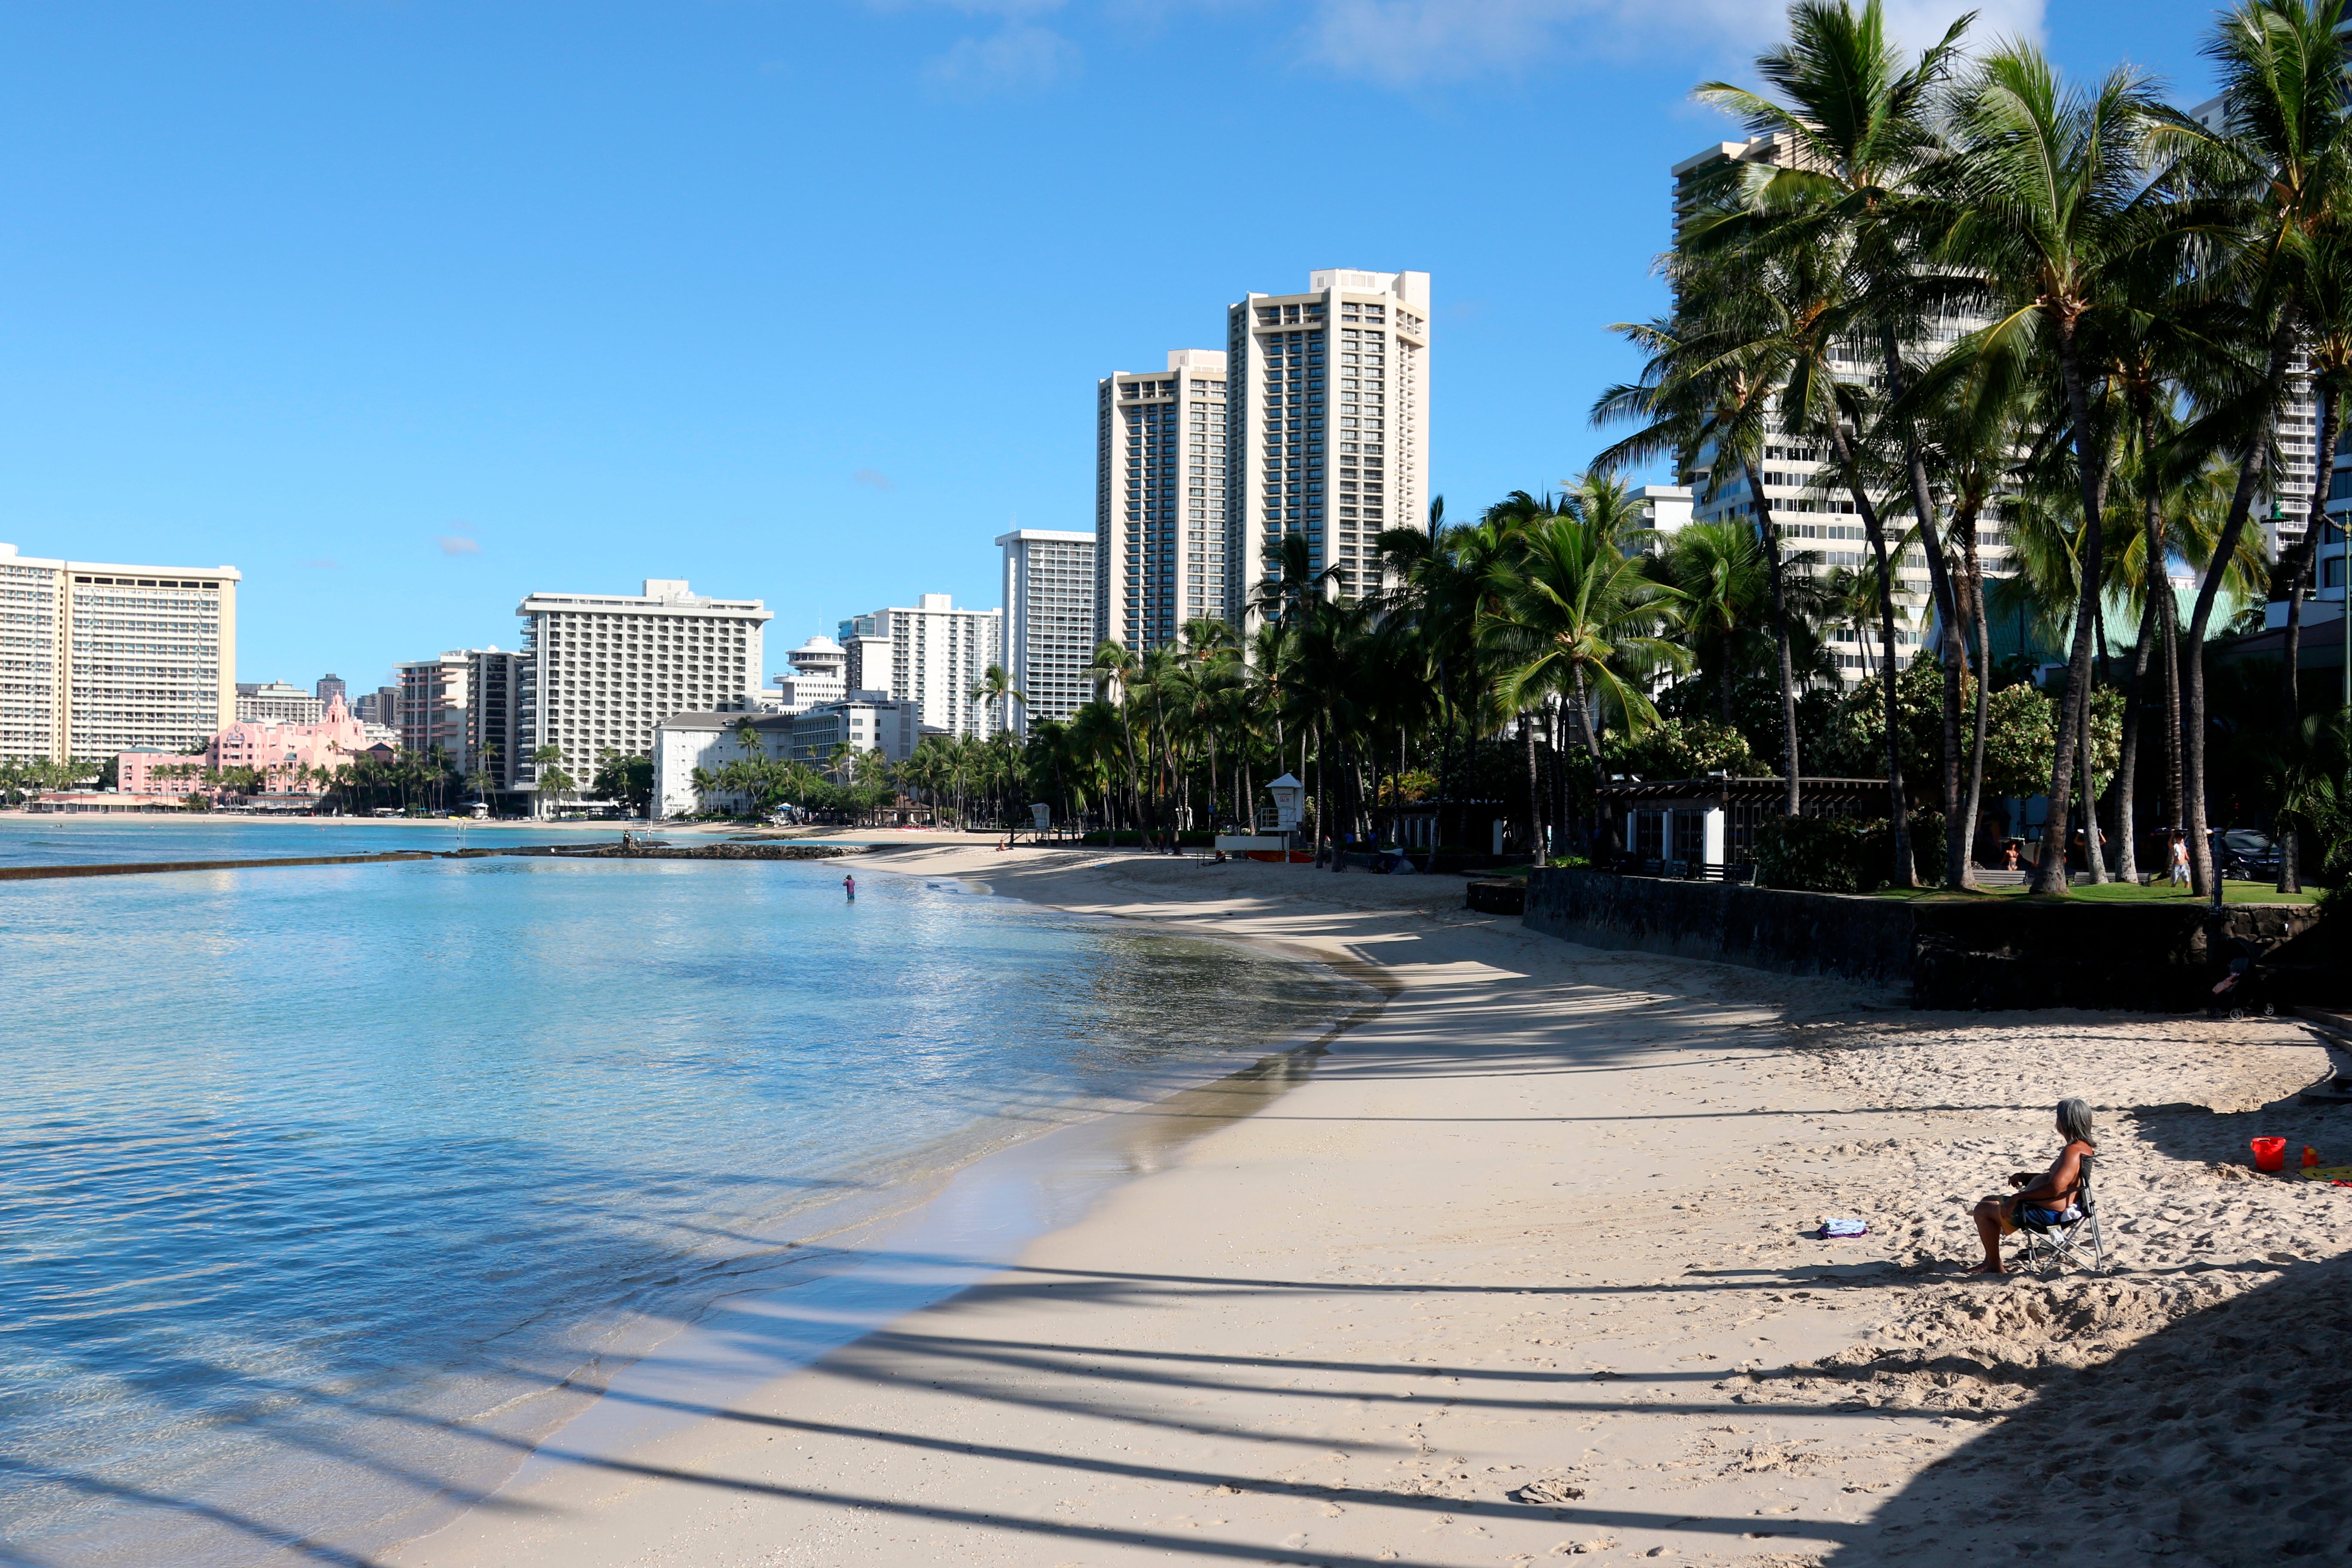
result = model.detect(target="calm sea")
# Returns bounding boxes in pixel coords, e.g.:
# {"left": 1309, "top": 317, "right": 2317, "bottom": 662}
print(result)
{"left": 0, "top": 821, "right": 1365, "bottom": 1565}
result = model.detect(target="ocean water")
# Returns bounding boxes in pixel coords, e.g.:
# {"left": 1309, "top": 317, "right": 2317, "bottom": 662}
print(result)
{"left": 0, "top": 831, "right": 1366, "bottom": 1565}
{"left": 0, "top": 816, "right": 680, "bottom": 867}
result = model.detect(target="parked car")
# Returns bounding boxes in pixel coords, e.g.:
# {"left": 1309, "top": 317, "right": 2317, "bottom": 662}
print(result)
{"left": 2216, "top": 828, "right": 2280, "bottom": 879}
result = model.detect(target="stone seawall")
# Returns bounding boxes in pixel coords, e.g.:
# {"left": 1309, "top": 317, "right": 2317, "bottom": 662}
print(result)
{"left": 1522, "top": 868, "right": 2326, "bottom": 1011}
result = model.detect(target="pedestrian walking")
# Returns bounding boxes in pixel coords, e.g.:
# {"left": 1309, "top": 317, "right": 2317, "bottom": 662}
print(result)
{"left": 2168, "top": 831, "right": 2190, "bottom": 889}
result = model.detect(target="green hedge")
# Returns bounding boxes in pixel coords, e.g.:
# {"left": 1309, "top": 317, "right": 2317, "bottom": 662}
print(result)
{"left": 1757, "top": 812, "right": 1945, "bottom": 893}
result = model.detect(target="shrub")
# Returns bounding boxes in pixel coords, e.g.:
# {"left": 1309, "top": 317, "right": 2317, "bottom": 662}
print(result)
{"left": 1860, "top": 810, "right": 1947, "bottom": 890}
{"left": 1756, "top": 812, "right": 1948, "bottom": 892}
{"left": 1754, "top": 815, "right": 1868, "bottom": 892}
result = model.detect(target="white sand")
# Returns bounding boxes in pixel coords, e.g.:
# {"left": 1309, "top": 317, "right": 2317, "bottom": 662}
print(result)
{"left": 384, "top": 848, "right": 2352, "bottom": 1567}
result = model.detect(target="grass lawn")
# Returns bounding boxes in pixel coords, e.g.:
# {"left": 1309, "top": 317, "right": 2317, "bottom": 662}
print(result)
{"left": 1871, "top": 878, "right": 2320, "bottom": 906}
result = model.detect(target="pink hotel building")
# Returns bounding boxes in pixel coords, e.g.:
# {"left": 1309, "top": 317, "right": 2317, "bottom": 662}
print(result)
{"left": 117, "top": 695, "right": 385, "bottom": 799}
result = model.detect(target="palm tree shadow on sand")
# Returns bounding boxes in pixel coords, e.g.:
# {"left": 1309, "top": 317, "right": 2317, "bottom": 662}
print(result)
{"left": 1824, "top": 1247, "right": 2352, "bottom": 1565}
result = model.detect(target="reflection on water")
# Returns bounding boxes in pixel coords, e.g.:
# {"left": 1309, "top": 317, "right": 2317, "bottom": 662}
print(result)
{"left": 0, "top": 848, "right": 1365, "bottom": 1565}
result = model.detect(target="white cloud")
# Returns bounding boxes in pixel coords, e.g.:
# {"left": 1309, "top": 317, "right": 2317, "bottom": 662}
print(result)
{"left": 1300, "top": 0, "right": 2044, "bottom": 87}
{"left": 924, "top": 22, "right": 1084, "bottom": 93}
{"left": 436, "top": 531, "right": 481, "bottom": 556}
{"left": 852, "top": 467, "right": 896, "bottom": 490}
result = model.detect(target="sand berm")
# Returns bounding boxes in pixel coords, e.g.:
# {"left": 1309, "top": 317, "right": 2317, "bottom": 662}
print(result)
{"left": 386, "top": 844, "right": 2352, "bottom": 1568}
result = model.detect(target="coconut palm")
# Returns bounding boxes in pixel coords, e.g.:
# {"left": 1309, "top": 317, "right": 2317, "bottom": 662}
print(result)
{"left": 1480, "top": 514, "right": 1692, "bottom": 859}
{"left": 1690, "top": 0, "right": 1978, "bottom": 879}
{"left": 1927, "top": 43, "right": 2170, "bottom": 893}
{"left": 971, "top": 662, "right": 1024, "bottom": 738}
{"left": 2148, "top": 0, "right": 2352, "bottom": 891}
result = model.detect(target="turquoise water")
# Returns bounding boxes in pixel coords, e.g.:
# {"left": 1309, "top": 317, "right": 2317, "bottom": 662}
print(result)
{"left": 0, "top": 830, "right": 1362, "bottom": 1565}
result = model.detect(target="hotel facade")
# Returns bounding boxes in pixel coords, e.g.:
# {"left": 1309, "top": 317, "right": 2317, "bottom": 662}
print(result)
{"left": 836, "top": 594, "right": 1003, "bottom": 740}
{"left": 0, "top": 544, "right": 241, "bottom": 762}
{"left": 1096, "top": 351, "right": 1229, "bottom": 652}
{"left": 997, "top": 528, "right": 1097, "bottom": 733}
{"left": 515, "top": 579, "right": 772, "bottom": 792}
{"left": 1670, "top": 138, "right": 2010, "bottom": 680}
{"left": 1229, "top": 270, "right": 1431, "bottom": 619}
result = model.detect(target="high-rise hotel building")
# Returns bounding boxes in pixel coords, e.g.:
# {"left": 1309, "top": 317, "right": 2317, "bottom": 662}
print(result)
{"left": 836, "top": 594, "right": 1003, "bottom": 739}
{"left": 0, "top": 544, "right": 240, "bottom": 761}
{"left": 997, "top": 529, "right": 1096, "bottom": 734}
{"left": 1096, "top": 350, "right": 1229, "bottom": 652}
{"left": 1669, "top": 140, "right": 2009, "bottom": 679}
{"left": 514, "top": 579, "right": 771, "bottom": 789}
{"left": 1230, "top": 270, "right": 1431, "bottom": 617}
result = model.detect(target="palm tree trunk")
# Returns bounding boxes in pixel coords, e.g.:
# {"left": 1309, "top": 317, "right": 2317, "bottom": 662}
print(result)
{"left": 2283, "top": 382, "right": 2340, "bottom": 719}
{"left": 2112, "top": 586, "right": 2158, "bottom": 883}
{"left": 2186, "top": 314, "right": 2298, "bottom": 895}
{"left": 1880, "top": 331, "right": 1969, "bottom": 889}
{"left": 1965, "top": 523, "right": 1994, "bottom": 879}
{"left": 2030, "top": 316, "right": 2115, "bottom": 897}
{"left": 1736, "top": 455, "right": 1802, "bottom": 817}
{"left": 2128, "top": 394, "right": 2179, "bottom": 864}
{"left": 2079, "top": 679, "right": 2109, "bottom": 884}
{"left": 1823, "top": 423, "right": 1911, "bottom": 884}
{"left": 1522, "top": 712, "right": 1543, "bottom": 860}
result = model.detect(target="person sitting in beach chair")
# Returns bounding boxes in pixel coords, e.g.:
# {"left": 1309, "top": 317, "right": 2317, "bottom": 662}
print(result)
{"left": 1967, "top": 1097, "right": 2100, "bottom": 1277}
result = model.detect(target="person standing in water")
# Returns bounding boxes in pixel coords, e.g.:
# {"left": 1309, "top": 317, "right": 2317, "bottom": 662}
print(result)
{"left": 842, "top": 873, "right": 856, "bottom": 902}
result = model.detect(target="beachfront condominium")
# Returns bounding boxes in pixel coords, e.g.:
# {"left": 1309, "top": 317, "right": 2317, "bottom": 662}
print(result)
{"left": 397, "top": 652, "right": 475, "bottom": 768}
{"left": 1097, "top": 351, "right": 1230, "bottom": 652}
{"left": 1230, "top": 270, "right": 1431, "bottom": 622}
{"left": 772, "top": 635, "right": 848, "bottom": 714}
{"left": 516, "top": 579, "right": 772, "bottom": 792}
{"left": 0, "top": 544, "right": 241, "bottom": 762}
{"left": 836, "top": 594, "right": 1003, "bottom": 739}
{"left": 236, "top": 680, "right": 324, "bottom": 726}
{"left": 1669, "top": 139, "right": 2010, "bottom": 680}
{"left": 470, "top": 649, "right": 523, "bottom": 790}
{"left": 997, "top": 529, "right": 1096, "bottom": 734}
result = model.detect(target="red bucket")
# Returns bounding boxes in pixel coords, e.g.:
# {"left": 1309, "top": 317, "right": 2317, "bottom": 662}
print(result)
{"left": 2252, "top": 1137, "right": 2288, "bottom": 1173}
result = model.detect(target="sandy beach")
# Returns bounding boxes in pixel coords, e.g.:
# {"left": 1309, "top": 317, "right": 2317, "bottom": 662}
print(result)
{"left": 382, "top": 848, "right": 2352, "bottom": 1568}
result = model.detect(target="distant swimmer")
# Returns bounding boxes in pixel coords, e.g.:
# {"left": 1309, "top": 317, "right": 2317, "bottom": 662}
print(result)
{"left": 843, "top": 873, "right": 856, "bottom": 902}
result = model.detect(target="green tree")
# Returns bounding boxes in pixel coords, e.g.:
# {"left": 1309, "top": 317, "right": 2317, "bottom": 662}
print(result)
{"left": 1929, "top": 42, "right": 2168, "bottom": 892}
{"left": 593, "top": 752, "right": 655, "bottom": 816}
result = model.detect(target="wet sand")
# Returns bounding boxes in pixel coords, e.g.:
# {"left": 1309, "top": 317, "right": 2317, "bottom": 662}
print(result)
{"left": 385, "top": 848, "right": 2352, "bottom": 1567}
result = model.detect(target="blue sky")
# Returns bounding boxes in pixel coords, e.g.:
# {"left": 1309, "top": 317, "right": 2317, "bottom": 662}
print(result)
{"left": 0, "top": 0, "right": 2228, "bottom": 695}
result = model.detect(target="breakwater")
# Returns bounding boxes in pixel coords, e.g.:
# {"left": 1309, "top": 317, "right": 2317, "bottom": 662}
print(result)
{"left": 0, "top": 839, "right": 861, "bottom": 881}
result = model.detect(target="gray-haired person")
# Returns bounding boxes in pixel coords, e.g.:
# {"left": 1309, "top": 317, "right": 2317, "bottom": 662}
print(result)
{"left": 1967, "top": 1099, "right": 2096, "bottom": 1277}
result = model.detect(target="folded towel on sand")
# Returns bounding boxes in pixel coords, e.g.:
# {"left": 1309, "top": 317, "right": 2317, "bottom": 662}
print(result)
{"left": 1817, "top": 1217, "right": 1869, "bottom": 1238}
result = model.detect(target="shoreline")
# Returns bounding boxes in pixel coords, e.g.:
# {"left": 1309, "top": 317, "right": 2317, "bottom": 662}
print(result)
{"left": 254, "top": 847, "right": 2352, "bottom": 1565}
{"left": 456, "top": 856, "right": 1400, "bottom": 1509}
{"left": 3, "top": 843, "right": 1380, "bottom": 1568}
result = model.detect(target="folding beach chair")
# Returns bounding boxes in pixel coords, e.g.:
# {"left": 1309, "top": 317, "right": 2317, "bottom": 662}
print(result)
{"left": 2014, "top": 1155, "right": 2107, "bottom": 1277}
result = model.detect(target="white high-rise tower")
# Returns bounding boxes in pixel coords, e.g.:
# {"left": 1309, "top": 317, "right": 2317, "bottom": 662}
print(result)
{"left": 998, "top": 529, "right": 1096, "bottom": 734}
{"left": 1228, "top": 270, "right": 1430, "bottom": 619}
{"left": 1096, "top": 349, "right": 1230, "bottom": 652}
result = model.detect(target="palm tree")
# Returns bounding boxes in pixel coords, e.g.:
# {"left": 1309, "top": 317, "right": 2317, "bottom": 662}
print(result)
{"left": 530, "top": 744, "right": 574, "bottom": 817}
{"left": 971, "top": 662, "right": 1024, "bottom": 738}
{"left": 1689, "top": 0, "right": 1977, "bottom": 877}
{"left": 1256, "top": 531, "right": 1338, "bottom": 631}
{"left": 1086, "top": 640, "right": 1142, "bottom": 830}
{"left": 2151, "top": 0, "right": 2352, "bottom": 891}
{"left": 1481, "top": 514, "right": 1692, "bottom": 857}
{"left": 1660, "top": 521, "right": 1773, "bottom": 729}
{"left": 1928, "top": 43, "right": 2169, "bottom": 894}
{"left": 2277, "top": 228, "right": 2352, "bottom": 712}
